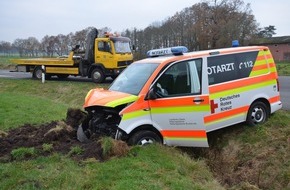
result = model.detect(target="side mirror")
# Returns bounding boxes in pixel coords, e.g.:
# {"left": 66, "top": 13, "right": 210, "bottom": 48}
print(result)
{"left": 145, "top": 87, "right": 157, "bottom": 100}
{"left": 132, "top": 44, "right": 136, "bottom": 51}
{"left": 72, "top": 45, "right": 80, "bottom": 52}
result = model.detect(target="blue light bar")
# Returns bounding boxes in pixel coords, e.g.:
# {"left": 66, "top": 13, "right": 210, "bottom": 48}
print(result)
{"left": 232, "top": 40, "right": 239, "bottom": 47}
{"left": 147, "top": 46, "right": 188, "bottom": 57}
{"left": 171, "top": 46, "right": 188, "bottom": 55}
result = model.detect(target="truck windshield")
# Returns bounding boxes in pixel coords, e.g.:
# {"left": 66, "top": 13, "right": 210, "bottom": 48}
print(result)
{"left": 114, "top": 41, "right": 132, "bottom": 53}
{"left": 109, "top": 63, "right": 159, "bottom": 95}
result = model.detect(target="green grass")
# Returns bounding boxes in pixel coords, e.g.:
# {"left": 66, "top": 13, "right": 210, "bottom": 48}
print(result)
{"left": 0, "top": 56, "right": 19, "bottom": 70}
{"left": 276, "top": 61, "right": 290, "bottom": 76}
{"left": 0, "top": 78, "right": 101, "bottom": 130}
{"left": 0, "top": 92, "right": 67, "bottom": 130}
{"left": 199, "top": 110, "right": 290, "bottom": 189}
{"left": 0, "top": 145, "right": 223, "bottom": 190}
{"left": 0, "top": 78, "right": 224, "bottom": 189}
{"left": 0, "top": 77, "right": 290, "bottom": 189}
{"left": 11, "top": 147, "right": 37, "bottom": 160}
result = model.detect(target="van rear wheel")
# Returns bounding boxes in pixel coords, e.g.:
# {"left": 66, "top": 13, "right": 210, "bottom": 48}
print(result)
{"left": 128, "top": 130, "right": 162, "bottom": 146}
{"left": 246, "top": 101, "right": 269, "bottom": 126}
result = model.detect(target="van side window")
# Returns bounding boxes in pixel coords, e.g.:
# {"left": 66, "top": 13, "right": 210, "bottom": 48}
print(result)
{"left": 207, "top": 51, "right": 259, "bottom": 85}
{"left": 155, "top": 59, "right": 202, "bottom": 97}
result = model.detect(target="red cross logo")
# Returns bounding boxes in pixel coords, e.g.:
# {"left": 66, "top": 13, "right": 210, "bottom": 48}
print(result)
{"left": 210, "top": 100, "right": 218, "bottom": 114}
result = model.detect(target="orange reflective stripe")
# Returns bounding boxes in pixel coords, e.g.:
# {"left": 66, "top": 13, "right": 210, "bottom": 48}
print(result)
{"left": 256, "top": 55, "right": 265, "bottom": 61}
{"left": 150, "top": 96, "right": 209, "bottom": 108}
{"left": 269, "top": 95, "right": 280, "bottom": 103}
{"left": 269, "top": 62, "right": 275, "bottom": 68}
{"left": 252, "top": 64, "right": 268, "bottom": 71}
{"left": 161, "top": 130, "right": 207, "bottom": 138}
{"left": 204, "top": 106, "right": 249, "bottom": 123}
{"left": 209, "top": 72, "right": 277, "bottom": 94}
{"left": 265, "top": 54, "right": 273, "bottom": 59}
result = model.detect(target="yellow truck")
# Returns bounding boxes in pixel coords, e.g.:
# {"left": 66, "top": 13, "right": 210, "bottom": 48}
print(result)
{"left": 11, "top": 28, "right": 133, "bottom": 83}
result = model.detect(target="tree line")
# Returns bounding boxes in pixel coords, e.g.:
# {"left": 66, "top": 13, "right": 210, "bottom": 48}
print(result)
{"left": 0, "top": 0, "right": 276, "bottom": 59}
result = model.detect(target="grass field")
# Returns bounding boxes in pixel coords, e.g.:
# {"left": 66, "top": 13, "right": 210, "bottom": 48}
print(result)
{"left": 0, "top": 78, "right": 289, "bottom": 189}
{"left": 0, "top": 78, "right": 224, "bottom": 190}
{"left": 0, "top": 56, "right": 18, "bottom": 70}
{"left": 0, "top": 78, "right": 98, "bottom": 130}
{"left": 276, "top": 61, "right": 290, "bottom": 76}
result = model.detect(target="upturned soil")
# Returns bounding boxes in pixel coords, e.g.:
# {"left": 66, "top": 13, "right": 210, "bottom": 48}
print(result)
{"left": 0, "top": 108, "right": 129, "bottom": 162}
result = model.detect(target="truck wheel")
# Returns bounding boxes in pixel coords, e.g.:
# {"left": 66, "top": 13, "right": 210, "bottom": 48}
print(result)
{"left": 128, "top": 130, "right": 162, "bottom": 146}
{"left": 91, "top": 68, "right": 105, "bottom": 83}
{"left": 246, "top": 101, "right": 269, "bottom": 126}
{"left": 32, "top": 66, "right": 42, "bottom": 79}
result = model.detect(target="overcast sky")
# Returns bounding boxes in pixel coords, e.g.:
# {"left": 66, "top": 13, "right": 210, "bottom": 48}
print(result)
{"left": 0, "top": 0, "right": 289, "bottom": 43}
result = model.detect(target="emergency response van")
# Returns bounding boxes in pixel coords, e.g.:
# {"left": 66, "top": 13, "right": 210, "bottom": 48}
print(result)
{"left": 78, "top": 45, "right": 282, "bottom": 147}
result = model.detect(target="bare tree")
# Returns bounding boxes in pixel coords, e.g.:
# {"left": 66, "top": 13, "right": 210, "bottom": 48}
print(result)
{"left": 54, "top": 34, "right": 70, "bottom": 56}
{"left": 0, "top": 41, "right": 12, "bottom": 56}
{"left": 25, "top": 37, "right": 40, "bottom": 57}
{"left": 13, "top": 39, "right": 26, "bottom": 57}
{"left": 191, "top": 0, "right": 258, "bottom": 49}
{"left": 41, "top": 35, "right": 57, "bottom": 57}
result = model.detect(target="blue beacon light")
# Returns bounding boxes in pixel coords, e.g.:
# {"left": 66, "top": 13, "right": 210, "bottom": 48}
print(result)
{"left": 147, "top": 46, "right": 188, "bottom": 57}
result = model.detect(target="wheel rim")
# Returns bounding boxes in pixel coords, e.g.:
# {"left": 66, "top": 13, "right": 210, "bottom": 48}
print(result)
{"left": 138, "top": 138, "right": 154, "bottom": 145}
{"left": 93, "top": 72, "right": 101, "bottom": 81}
{"left": 251, "top": 107, "right": 265, "bottom": 123}
{"left": 35, "top": 69, "right": 42, "bottom": 79}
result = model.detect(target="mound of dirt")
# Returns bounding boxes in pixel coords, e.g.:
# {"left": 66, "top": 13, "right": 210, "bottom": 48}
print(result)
{"left": 0, "top": 108, "right": 130, "bottom": 162}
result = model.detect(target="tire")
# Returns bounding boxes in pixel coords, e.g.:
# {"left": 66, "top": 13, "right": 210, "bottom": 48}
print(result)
{"left": 32, "top": 66, "right": 43, "bottom": 79}
{"left": 128, "top": 130, "right": 162, "bottom": 146}
{"left": 91, "top": 68, "right": 105, "bottom": 83}
{"left": 246, "top": 101, "right": 269, "bottom": 126}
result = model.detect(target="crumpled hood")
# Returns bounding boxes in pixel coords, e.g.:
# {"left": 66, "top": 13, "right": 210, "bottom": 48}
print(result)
{"left": 83, "top": 88, "right": 138, "bottom": 108}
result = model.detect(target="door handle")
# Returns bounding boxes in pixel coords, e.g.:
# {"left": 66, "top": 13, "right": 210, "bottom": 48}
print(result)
{"left": 193, "top": 99, "right": 204, "bottom": 103}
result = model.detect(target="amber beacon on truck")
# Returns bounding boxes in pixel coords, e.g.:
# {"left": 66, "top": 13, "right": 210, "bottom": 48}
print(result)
{"left": 11, "top": 28, "right": 133, "bottom": 83}
{"left": 77, "top": 45, "right": 282, "bottom": 147}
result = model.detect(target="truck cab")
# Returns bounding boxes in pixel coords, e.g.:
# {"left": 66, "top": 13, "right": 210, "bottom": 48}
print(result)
{"left": 90, "top": 35, "right": 133, "bottom": 83}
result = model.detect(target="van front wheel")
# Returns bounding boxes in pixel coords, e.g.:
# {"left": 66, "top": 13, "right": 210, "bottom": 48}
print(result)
{"left": 246, "top": 101, "right": 269, "bottom": 126}
{"left": 128, "top": 130, "right": 162, "bottom": 146}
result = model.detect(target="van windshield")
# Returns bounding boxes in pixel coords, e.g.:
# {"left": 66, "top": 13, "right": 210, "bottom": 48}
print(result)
{"left": 109, "top": 63, "right": 159, "bottom": 95}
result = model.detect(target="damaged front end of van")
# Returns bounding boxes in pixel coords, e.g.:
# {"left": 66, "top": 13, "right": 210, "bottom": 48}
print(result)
{"left": 77, "top": 88, "right": 138, "bottom": 142}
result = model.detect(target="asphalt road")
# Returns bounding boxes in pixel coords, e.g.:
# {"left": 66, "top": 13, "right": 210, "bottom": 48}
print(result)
{"left": 279, "top": 76, "right": 290, "bottom": 110}
{"left": 0, "top": 69, "right": 112, "bottom": 83}
{"left": 0, "top": 69, "right": 289, "bottom": 110}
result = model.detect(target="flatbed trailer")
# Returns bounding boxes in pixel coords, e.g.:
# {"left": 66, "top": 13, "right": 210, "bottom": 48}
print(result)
{"left": 11, "top": 28, "right": 133, "bottom": 83}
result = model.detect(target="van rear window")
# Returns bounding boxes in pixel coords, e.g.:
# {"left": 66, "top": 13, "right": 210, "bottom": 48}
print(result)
{"left": 207, "top": 51, "right": 259, "bottom": 85}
